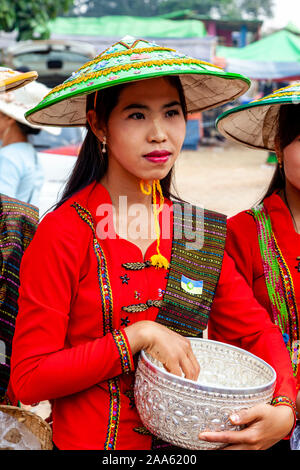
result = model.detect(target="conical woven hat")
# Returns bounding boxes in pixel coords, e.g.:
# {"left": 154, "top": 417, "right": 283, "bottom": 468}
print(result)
{"left": 216, "top": 82, "right": 300, "bottom": 151}
{"left": 0, "top": 80, "right": 60, "bottom": 135}
{"left": 25, "top": 36, "right": 250, "bottom": 127}
{"left": 0, "top": 67, "right": 38, "bottom": 94}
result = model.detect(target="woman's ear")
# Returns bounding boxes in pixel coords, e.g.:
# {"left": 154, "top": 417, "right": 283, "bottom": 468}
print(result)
{"left": 86, "top": 109, "right": 106, "bottom": 141}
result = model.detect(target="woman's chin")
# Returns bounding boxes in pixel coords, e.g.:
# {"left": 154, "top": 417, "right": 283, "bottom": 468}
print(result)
{"left": 135, "top": 166, "right": 173, "bottom": 182}
{"left": 137, "top": 174, "right": 169, "bottom": 183}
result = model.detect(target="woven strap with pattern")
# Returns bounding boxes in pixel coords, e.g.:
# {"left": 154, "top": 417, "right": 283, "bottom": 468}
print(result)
{"left": 156, "top": 202, "right": 227, "bottom": 337}
{"left": 0, "top": 196, "right": 38, "bottom": 402}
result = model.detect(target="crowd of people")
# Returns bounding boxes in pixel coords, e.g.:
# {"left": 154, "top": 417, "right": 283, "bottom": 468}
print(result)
{"left": 0, "top": 36, "right": 299, "bottom": 451}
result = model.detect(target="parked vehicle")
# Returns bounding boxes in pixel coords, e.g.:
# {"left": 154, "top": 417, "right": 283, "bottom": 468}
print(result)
{"left": 1, "top": 39, "right": 96, "bottom": 87}
{"left": 31, "top": 126, "right": 85, "bottom": 154}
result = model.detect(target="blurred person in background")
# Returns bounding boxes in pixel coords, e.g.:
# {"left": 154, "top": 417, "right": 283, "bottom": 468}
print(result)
{"left": 0, "top": 80, "right": 58, "bottom": 207}
{"left": 0, "top": 67, "right": 39, "bottom": 405}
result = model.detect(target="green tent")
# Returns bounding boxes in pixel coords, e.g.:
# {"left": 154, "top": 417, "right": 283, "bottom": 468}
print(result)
{"left": 285, "top": 22, "right": 300, "bottom": 35}
{"left": 216, "top": 29, "right": 300, "bottom": 79}
{"left": 49, "top": 15, "right": 206, "bottom": 38}
{"left": 216, "top": 29, "right": 300, "bottom": 62}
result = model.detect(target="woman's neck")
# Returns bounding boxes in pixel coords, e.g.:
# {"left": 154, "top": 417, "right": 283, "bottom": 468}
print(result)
{"left": 100, "top": 164, "right": 153, "bottom": 209}
{"left": 100, "top": 162, "right": 157, "bottom": 247}
{"left": 281, "top": 181, "right": 300, "bottom": 234}
{"left": 1, "top": 123, "right": 27, "bottom": 147}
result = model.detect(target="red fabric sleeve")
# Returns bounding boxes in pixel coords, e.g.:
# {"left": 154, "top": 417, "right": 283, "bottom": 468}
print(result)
{"left": 10, "top": 211, "right": 134, "bottom": 405}
{"left": 225, "top": 212, "right": 256, "bottom": 287}
{"left": 208, "top": 251, "right": 297, "bottom": 403}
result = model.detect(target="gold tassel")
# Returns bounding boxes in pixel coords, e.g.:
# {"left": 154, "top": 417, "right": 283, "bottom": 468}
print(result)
{"left": 140, "top": 179, "right": 170, "bottom": 269}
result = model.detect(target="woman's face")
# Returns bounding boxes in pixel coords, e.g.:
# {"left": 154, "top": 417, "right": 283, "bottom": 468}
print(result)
{"left": 99, "top": 77, "right": 186, "bottom": 182}
{"left": 283, "top": 134, "right": 300, "bottom": 190}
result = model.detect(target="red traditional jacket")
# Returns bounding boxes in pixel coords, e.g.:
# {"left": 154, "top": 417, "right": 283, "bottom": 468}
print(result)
{"left": 226, "top": 192, "right": 300, "bottom": 391}
{"left": 10, "top": 183, "right": 296, "bottom": 450}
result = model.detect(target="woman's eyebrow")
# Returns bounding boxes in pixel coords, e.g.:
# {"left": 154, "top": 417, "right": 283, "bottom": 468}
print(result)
{"left": 123, "top": 100, "right": 181, "bottom": 111}
{"left": 163, "top": 100, "right": 181, "bottom": 108}
{"left": 123, "top": 103, "right": 148, "bottom": 111}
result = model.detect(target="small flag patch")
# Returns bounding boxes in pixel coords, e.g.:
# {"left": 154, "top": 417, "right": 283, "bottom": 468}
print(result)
{"left": 181, "top": 275, "right": 203, "bottom": 295}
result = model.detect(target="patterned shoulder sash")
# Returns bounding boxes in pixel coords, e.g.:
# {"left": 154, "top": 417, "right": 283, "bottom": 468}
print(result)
{"left": 156, "top": 202, "right": 227, "bottom": 337}
{"left": 249, "top": 204, "right": 300, "bottom": 376}
{"left": 0, "top": 196, "right": 38, "bottom": 402}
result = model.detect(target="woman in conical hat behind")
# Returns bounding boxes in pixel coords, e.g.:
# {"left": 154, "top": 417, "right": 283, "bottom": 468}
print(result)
{"left": 0, "top": 66, "right": 38, "bottom": 93}
{"left": 0, "top": 67, "right": 39, "bottom": 405}
{"left": 217, "top": 83, "right": 300, "bottom": 449}
{"left": 0, "top": 75, "right": 59, "bottom": 207}
{"left": 10, "top": 37, "right": 297, "bottom": 450}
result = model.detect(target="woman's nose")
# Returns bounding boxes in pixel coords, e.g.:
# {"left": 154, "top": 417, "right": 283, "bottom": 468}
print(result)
{"left": 148, "top": 118, "right": 167, "bottom": 142}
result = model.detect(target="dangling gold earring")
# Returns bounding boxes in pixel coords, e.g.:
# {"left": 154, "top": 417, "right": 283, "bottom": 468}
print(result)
{"left": 102, "top": 136, "right": 106, "bottom": 154}
{"left": 277, "top": 151, "right": 283, "bottom": 170}
{"left": 274, "top": 137, "right": 283, "bottom": 171}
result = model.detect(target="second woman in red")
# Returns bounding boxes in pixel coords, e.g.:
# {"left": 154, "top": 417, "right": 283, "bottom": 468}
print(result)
{"left": 217, "top": 83, "right": 300, "bottom": 448}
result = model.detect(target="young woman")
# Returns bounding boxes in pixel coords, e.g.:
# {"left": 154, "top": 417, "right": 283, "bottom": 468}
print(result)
{"left": 10, "top": 38, "right": 297, "bottom": 450}
{"left": 217, "top": 83, "right": 300, "bottom": 448}
{"left": 0, "top": 67, "right": 39, "bottom": 405}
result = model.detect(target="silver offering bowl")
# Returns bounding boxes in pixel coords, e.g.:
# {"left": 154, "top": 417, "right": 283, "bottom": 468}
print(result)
{"left": 134, "top": 338, "right": 276, "bottom": 449}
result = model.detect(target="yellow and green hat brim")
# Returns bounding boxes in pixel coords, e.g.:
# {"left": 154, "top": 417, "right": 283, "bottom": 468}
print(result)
{"left": 25, "top": 37, "right": 250, "bottom": 127}
{"left": 0, "top": 69, "right": 38, "bottom": 94}
{"left": 216, "top": 82, "right": 300, "bottom": 151}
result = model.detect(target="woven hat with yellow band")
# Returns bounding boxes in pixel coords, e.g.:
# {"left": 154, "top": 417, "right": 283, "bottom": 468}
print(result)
{"left": 216, "top": 82, "right": 300, "bottom": 151}
{"left": 25, "top": 35, "right": 250, "bottom": 127}
{"left": 0, "top": 67, "right": 38, "bottom": 94}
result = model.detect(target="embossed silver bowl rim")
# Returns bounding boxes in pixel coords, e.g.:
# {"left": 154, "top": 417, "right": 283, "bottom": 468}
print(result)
{"left": 140, "top": 338, "right": 276, "bottom": 396}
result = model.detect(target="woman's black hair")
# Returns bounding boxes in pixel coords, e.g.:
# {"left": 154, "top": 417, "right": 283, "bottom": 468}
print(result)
{"left": 17, "top": 121, "right": 41, "bottom": 136}
{"left": 55, "top": 76, "right": 187, "bottom": 209}
{"left": 261, "top": 103, "right": 300, "bottom": 202}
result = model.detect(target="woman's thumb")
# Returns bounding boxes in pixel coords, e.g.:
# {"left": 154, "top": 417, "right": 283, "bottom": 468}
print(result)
{"left": 229, "top": 404, "right": 264, "bottom": 426}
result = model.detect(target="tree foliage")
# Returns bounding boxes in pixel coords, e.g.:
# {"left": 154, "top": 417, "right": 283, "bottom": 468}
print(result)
{"left": 0, "top": 0, "right": 74, "bottom": 40}
{"left": 0, "top": 0, "right": 274, "bottom": 41}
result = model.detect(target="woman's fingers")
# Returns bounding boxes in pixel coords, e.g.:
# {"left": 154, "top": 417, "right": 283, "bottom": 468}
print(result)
{"left": 199, "top": 428, "right": 250, "bottom": 445}
{"left": 198, "top": 405, "right": 261, "bottom": 447}
{"left": 228, "top": 404, "right": 264, "bottom": 426}
{"left": 172, "top": 338, "right": 200, "bottom": 381}
{"left": 198, "top": 404, "right": 295, "bottom": 450}
{"left": 129, "top": 321, "right": 200, "bottom": 381}
{"left": 177, "top": 337, "right": 200, "bottom": 381}
{"left": 179, "top": 351, "right": 200, "bottom": 381}
{"left": 163, "top": 359, "right": 183, "bottom": 378}
{"left": 178, "top": 354, "right": 194, "bottom": 380}
{"left": 188, "top": 349, "right": 201, "bottom": 380}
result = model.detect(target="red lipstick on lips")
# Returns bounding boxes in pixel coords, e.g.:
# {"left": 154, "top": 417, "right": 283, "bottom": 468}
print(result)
{"left": 143, "top": 150, "right": 171, "bottom": 163}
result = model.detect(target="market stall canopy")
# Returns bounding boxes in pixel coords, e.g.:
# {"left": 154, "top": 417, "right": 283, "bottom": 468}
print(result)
{"left": 49, "top": 15, "right": 207, "bottom": 38}
{"left": 285, "top": 22, "right": 300, "bottom": 35}
{"left": 216, "top": 29, "right": 300, "bottom": 80}
{"left": 48, "top": 15, "right": 215, "bottom": 62}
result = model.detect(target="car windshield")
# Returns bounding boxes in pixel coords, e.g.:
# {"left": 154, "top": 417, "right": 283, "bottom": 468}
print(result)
{"left": 29, "top": 127, "right": 86, "bottom": 151}
{"left": 12, "top": 51, "right": 92, "bottom": 69}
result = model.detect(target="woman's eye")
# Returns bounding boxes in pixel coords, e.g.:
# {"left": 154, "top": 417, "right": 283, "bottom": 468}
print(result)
{"left": 166, "top": 109, "right": 180, "bottom": 117}
{"left": 129, "top": 112, "right": 145, "bottom": 120}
